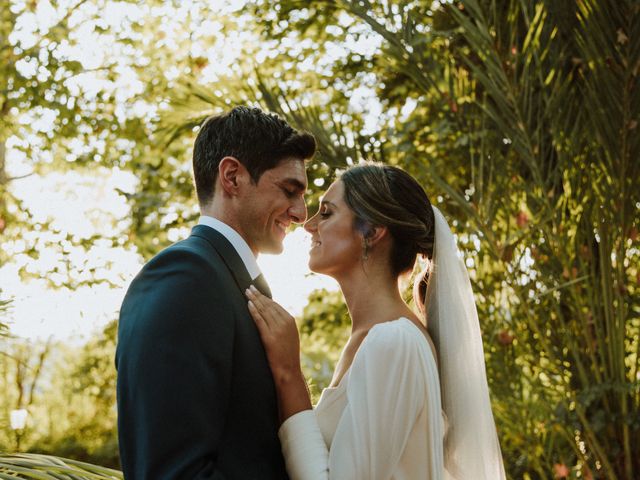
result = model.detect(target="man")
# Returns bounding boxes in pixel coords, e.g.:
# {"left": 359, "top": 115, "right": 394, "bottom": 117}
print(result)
{"left": 116, "top": 106, "right": 316, "bottom": 479}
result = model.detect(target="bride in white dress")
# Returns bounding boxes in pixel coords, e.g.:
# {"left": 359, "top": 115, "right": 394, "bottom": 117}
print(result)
{"left": 245, "top": 163, "right": 506, "bottom": 480}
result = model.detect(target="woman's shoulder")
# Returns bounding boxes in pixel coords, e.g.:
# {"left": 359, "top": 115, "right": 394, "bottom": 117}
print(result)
{"left": 369, "top": 317, "right": 427, "bottom": 339}
{"left": 346, "top": 317, "right": 439, "bottom": 400}
{"left": 361, "top": 317, "right": 433, "bottom": 359}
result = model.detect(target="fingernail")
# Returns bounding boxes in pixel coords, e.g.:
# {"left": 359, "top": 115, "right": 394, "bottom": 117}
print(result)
{"left": 250, "top": 285, "right": 258, "bottom": 292}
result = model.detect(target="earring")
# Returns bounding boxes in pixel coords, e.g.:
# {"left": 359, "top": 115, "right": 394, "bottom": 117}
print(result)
{"left": 362, "top": 239, "right": 369, "bottom": 261}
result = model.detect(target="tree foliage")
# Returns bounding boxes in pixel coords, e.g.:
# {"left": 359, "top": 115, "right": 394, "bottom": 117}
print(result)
{"left": 28, "top": 321, "right": 119, "bottom": 468}
{"left": 298, "top": 288, "right": 350, "bottom": 401}
{"left": 0, "top": 291, "right": 10, "bottom": 338}
{"left": 0, "top": 0, "right": 204, "bottom": 288}
{"left": 1, "top": 0, "right": 128, "bottom": 276}
{"left": 0, "top": 322, "right": 120, "bottom": 469}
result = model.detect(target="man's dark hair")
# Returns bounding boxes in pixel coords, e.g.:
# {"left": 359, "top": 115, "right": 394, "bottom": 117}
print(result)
{"left": 193, "top": 106, "right": 316, "bottom": 206}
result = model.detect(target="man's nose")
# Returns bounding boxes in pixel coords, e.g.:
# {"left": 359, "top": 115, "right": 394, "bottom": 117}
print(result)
{"left": 289, "top": 197, "right": 307, "bottom": 224}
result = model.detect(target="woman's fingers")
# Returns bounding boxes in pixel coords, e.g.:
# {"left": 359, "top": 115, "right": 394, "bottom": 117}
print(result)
{"left": 246, "top": 286, "right": 274, "bottom": 313}
{"left": 245, "top": 286, "right": 302, "bottom": 381}
{"left": 246, "top": 287, "right": 280, "bottom": 328}
{"left": 247, "top": 298, "right": 269, "bottom": 331}
{"left": 247, "top": 286, "right": 285, "bottom": 322}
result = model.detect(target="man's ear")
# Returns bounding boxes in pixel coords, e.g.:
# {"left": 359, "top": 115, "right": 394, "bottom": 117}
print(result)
{"left": 218, "top": 157, "right": 245, "bottom": 196}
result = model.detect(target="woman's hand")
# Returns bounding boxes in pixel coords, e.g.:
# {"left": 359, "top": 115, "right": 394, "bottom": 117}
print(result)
{"left": 246, "top": 285, "right": 312, "bottom": 422}
{"left": 245, "top": 285, "right": 302, "bottom": 381}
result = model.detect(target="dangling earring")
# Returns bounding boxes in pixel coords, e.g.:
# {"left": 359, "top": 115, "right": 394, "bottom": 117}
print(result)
{"left": 362, "top": 239, "right": 369, "bottom": 261}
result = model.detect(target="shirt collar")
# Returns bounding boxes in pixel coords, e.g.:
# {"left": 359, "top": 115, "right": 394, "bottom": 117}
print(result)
{"left": 197, "top": 216, "right": 261, "bottom": 280}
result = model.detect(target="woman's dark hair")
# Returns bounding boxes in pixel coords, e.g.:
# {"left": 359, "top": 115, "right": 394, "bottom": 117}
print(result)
{"left": 193, "top": 106, "right": 316, "bottom": 206}
{"left": 340, "top": 163, "right": 435, "bottom": 278}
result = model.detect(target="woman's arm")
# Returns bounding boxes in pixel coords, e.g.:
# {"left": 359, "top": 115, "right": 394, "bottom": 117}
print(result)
{"left": 246, "top": 286, "right": 312, "bottom": 422}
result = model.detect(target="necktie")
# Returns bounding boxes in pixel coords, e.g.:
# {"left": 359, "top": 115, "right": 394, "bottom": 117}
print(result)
{"left": 252, "top": 273, "right": 272, "bottom": 299}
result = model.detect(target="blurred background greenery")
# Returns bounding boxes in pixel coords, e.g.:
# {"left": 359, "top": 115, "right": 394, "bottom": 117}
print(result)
{"left": 1, "top": 0, "right": 638, "bottom": 478}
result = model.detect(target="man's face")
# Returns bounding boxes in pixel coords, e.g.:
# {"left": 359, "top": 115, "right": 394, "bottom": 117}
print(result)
{"left": 238, "top": 158, "right": 308, "bottom": 255}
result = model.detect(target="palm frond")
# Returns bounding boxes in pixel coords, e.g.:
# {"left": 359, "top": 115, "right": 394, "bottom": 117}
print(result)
{"left": 0, "top": 292, "right": 12, "bottom": 340}
{"left": 157, "top": 70, "right": 372, "bottom": 170}
{"left": 0, "top": 453, "right": 122, "bottom": 480}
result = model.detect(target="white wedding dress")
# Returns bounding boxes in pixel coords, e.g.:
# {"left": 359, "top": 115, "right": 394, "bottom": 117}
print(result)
{"left": 279, "top": 317, "right": 451, "bottom": 480}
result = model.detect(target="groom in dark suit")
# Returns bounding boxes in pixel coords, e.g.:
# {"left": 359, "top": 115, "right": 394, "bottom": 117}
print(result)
{"left": 116, "top": 106, "right": 316, "bottom": 479}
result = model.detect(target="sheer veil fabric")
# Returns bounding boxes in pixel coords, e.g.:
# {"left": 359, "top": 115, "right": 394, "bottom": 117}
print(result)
{"left": 427, "top": 207, "right": 506, "bottom": 480}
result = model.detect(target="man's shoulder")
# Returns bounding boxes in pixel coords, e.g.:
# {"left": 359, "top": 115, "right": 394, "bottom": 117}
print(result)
{"left": 121, "top": 235, "right": 235, "bottom": 311}
{"left": 151, "top": 231, "right": 218, "bottom": 262}
{"left": 133, "top": 233, "right": 227, "bottom": 281}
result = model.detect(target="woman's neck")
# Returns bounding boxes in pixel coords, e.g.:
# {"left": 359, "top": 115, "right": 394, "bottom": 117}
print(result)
{"left": 337, "top": 268, "right": 414, "bottom": 334}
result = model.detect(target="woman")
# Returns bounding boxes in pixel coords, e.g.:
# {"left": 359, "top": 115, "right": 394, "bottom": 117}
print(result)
{"left": 245, "top": 163, "right": 505, "bottom": 479}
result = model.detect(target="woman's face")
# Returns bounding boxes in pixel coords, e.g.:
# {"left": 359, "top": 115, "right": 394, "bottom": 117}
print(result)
{"left": 304, "top": 180, "right": 363, "bottom": 277}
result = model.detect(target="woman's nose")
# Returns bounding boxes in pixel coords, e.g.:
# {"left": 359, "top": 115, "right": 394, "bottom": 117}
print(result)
{"left": 304, "top": 213, "right": 318, "bottom": 233}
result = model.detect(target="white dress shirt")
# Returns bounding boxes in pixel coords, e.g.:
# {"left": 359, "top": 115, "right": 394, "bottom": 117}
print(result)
{"left": 198, "top": 215, "right": 261, "bottom": 280}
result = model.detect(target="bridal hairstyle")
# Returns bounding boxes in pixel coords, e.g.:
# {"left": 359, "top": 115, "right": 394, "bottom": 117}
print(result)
{"left": 193, "top": 105, "right": 316, "bottom": 206}
{"left": 340, "top": 162, "right": 507, "bottom": 479}
{"left": 340, "top": 163, "right": 435, "bottom": 280}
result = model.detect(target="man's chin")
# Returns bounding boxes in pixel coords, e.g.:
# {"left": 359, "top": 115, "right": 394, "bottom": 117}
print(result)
{"left": 261, "top": 241, "right": 285, "bottom": 255}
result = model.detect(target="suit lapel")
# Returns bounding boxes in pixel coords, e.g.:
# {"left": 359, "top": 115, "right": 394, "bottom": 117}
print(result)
{"left": 251, "top": 273, "right": 272, "bottom": 298}
{"left": 190, "top": 225, "right": 271, "bottom": 298}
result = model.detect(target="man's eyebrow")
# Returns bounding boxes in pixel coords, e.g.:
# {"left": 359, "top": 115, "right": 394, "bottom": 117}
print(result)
{"left": 279, "top": 178, "right": 307, "bottom": 192}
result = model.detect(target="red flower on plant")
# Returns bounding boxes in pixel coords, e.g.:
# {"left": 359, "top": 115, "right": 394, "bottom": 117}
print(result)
{"left": 516, "top": 211, "right": 529, "bottom": 228}
{"left": 553, "top": 463, "right": 570, "bottom": 478}
{"left": 498, "top": 330, "right": 514, "bottom": 346}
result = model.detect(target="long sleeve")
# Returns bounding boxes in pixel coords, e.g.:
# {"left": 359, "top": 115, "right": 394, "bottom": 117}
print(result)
{"left": 279, "top": 319, "right": 443, "bottom": 480}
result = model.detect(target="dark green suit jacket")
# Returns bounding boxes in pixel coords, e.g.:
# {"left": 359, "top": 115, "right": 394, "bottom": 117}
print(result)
{"left": 116, "top": 225, "right": 288, "bottom": 479}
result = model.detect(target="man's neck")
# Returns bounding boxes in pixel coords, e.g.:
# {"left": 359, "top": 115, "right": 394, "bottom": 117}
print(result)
{"left": 197, "top": 215, "right": 262, "bottom": 279}
{"left": 200, "top": 203, "right": 248, "bottom": 247}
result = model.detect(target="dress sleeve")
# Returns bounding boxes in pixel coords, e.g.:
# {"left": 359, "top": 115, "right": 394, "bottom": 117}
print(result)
{"left": 279, "top": 321, "right": 431, "bottom": 480}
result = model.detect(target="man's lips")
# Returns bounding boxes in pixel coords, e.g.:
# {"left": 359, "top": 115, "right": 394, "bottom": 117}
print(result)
{"left": 274, "top": 220, "right": 289, "bottom": 235}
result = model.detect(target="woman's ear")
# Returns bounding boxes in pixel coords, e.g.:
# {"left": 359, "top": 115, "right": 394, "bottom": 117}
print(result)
{"left": 218, "top": 157, "right": 244, "bottom": 196}
{"left": 364, "top": 225, "right": 388, "bottom": 247}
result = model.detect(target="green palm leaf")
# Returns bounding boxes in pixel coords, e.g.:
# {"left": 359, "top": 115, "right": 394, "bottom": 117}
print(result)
{"left": 0, "top": 453, "right": 122, "bottom": 480}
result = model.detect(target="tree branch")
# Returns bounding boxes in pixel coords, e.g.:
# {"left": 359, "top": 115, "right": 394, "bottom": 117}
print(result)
{"left": 6, "top": 173, "right": 35, "bottom": 182}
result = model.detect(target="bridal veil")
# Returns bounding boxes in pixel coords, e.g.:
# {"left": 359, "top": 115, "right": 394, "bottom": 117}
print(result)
{"left": 426, "top": 207, "right": 506, "bottom": 480}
